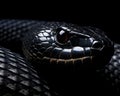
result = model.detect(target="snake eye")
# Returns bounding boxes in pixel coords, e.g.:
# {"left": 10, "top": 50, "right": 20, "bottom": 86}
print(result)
{"left": 55, "top": 28, "right": 70, "bottom": 45}
{"left": 92, "top": 41, "right": 104, "bottom": 50}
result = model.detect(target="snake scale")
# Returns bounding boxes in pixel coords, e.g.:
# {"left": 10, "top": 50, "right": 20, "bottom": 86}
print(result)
{"left": 0, "top": 19, "right": 119, "bottom": 96}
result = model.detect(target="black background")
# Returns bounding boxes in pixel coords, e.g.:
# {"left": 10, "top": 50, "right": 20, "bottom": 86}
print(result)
{"left": 0, "top": 2, "right": 119, "bottom": 43}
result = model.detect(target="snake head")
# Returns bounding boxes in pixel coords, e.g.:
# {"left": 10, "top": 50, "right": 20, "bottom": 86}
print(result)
{"left": 22, "top": 22, "right": 114, "bottom": 92}
{"left": 23, "top": 22, "right": 114, "bottom": 72}
{"left": 22, "top": 22, "right": 114, "bottom": 94}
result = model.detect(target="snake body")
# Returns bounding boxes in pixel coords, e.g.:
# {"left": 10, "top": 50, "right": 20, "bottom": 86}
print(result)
{"left": 0, "top": 19, "right": 119, "bottom": 95}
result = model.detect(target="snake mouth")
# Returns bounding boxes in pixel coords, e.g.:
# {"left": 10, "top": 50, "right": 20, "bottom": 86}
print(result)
{"left": 39, "top": 45, "right": 102, "bottom": 65}
{"left": 39, "top": 39, "right": 106, "bottom": 66}
{"left": 42, "top": 56, "right": 93, "bottom": 65}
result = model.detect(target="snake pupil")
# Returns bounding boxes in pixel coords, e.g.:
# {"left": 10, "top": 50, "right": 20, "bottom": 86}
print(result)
{"left": 55, "top": 28, "right": 70, "bottom": 45}
{"left": 92, "top": 41, "right": 103, "bottom": 50}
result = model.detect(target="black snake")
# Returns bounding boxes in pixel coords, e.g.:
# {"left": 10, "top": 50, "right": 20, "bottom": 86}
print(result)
{"left": 0, "top": 19, "right": 119, "bottom": 96}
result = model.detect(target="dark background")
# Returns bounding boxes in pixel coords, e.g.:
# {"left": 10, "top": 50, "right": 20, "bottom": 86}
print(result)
{"left": 0, "top": 2, "right": 119, "bottom": 43}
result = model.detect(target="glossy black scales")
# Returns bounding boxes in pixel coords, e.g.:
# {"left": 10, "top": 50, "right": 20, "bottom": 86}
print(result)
{"left": 22, "top": 22, "right": 114, "bottom": 95}
{"left": 0, "top": 19, "right": 42, "bottom": 53}
{"left": 96, "top": 44, "right": 120, "bottom": 95}
{"left": 23, "top": 22, "right": 113, "bottom": 66}
{"left": 0, "top": 19, "right": 116, "bottom": 96}
{"left": 0, "top": 46, "right": 59, "bottom": 96}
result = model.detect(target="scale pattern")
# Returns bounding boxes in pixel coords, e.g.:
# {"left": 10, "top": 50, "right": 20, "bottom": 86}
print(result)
{"left": 0, "top": 46, "right": 59, "bottom": 96}
{"left": 0, "top": 19, "right": 118, "bottom": 95}
{"left": 99, "top": 44, "right": 120, "bottom": 94}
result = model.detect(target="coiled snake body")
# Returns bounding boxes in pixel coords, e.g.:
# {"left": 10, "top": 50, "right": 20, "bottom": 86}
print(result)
{"left": 0, "top": 19, "right": 119, "bottom": 95}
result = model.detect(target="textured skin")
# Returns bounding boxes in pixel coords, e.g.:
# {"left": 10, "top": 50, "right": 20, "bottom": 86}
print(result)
{"left": 0, "top": 19, "right": 42, "bottom": 54}
{"left": 23, "top": 22, "right": 113, "bottom": 63}
{"left": 98, "top": 44, "right": 120, "bottom": 95}
{"left": 22, "top": 21, "right": 114, "bottom": 94}
{"left": 0, "top": 47, "right": 59, "bottom": 96}
{"left": 0, "top": 19, "right": 117, "bottom": 95}
{"left": 22, "top": 21, "right": 114, "bottom": 71}
{"left": 0, "top": 19, "right": 40, "bottom": 42}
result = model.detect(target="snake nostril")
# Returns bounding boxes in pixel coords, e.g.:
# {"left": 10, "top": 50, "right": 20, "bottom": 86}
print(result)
{"left": 92, "top": 41, "right": 103, "bottom": 50}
